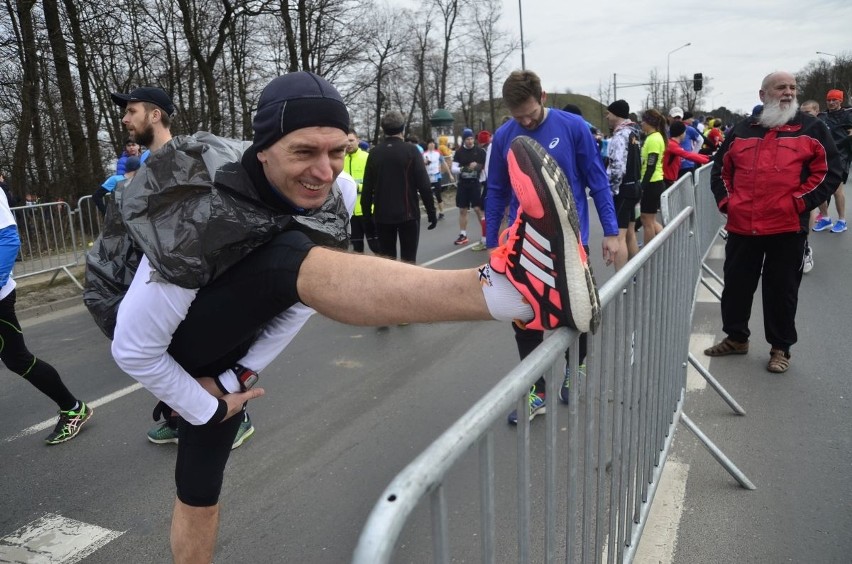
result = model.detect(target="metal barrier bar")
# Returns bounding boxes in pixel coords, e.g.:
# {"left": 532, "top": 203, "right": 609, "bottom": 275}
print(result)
{"left": 11, "top": 201, "right": 83, "bottom": 290}
{"left": 74, "top": 194, "right": 104, "bottom": 263}
{"left": 679, "top": 414, "right": 756, "bottom": 490}
{"left": 661, "top": 169, "right": 745, "bottom": 419}
{"left": 688, "top": 353, "right": 746, "bottom": 415}
{"left": 478, "top": 432, "right": 496, "bottom": 562}
{"left": 353, "top": 199, "right": 756, "bottom": 563}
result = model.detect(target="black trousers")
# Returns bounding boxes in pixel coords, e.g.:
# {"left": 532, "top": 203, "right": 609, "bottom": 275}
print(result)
{"left": 721, "top": 231, "right": 806, "bottom": 352}
{"left": 514, "top": 324, "right": 587, "bottom": 395}
{"left": 167, "top": 229, "right": 315, "bottom": 506}
{"left": 350, "top": 214, "right": 367, "bottom": 253}
{"left": 516, "top": 244, "right": 590, "bottom": 395}
{"left": 376, "top": 219, "right": 420, "bottom": 263}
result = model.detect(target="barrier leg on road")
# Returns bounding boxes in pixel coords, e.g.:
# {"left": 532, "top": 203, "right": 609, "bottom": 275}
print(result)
{"left": 679, "top": 413, "right": 756, "bottom": 490}
{"left": 687, "top": 353, "right": 746, "bottom": 415}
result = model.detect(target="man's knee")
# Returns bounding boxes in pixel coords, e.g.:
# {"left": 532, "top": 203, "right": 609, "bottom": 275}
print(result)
{"left": 174, "top": 416, "right": 242, "bottom": 507}
{"left": 4, "top": 353, "right": 36, "bottom": 376}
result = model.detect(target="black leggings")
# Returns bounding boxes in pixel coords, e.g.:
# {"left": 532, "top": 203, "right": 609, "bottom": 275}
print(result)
{"left": 166, "top": 229, "right": 315, "bottom": 506}
{"left": 0, "top": 289, "right": 77, "bottom": 411}
{"left": 376, "top": 219, "right": 420, "bottom": 263}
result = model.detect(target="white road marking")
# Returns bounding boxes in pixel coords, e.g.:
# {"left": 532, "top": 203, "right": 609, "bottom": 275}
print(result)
{"left": 4, "top": 383, "right": 143, "bottom": 443}
{"left": 420, "top": 245, "right": 480, "bottom": 267}
{"left": 687, "top": 334, "right": 715, "bottom": 391}
{"left": 633, "top": 458, "right": 690, "bottom": 564}
{"left": 632, "top": 333, "right": 718, "bottom": 562}
{"left": 695, "top": 281, "right": 720, "bottom": 303}
{"left": 0, "top": 513, "right": 123, "bottom": 563}
{"left": 706, "top": 243, "right": 725, "bottom": 260}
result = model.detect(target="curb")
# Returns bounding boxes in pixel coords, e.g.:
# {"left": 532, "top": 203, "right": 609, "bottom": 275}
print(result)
{"left": 17, "top": 295, "right": 85, "bottom": 321}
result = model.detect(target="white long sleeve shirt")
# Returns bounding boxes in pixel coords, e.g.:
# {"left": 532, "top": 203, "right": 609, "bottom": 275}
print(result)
{"left": 112, "top": 175, "right": 356, "bottom": 425}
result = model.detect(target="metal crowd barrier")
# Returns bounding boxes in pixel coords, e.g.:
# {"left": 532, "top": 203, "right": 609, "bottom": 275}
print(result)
{"left": 11, "top": 201, "right": 84, "bottom": 290}
{"left": 353, "top": 198, "right": 754, "bottom": 563}
{"left": 75, "top": 194, "right": 105, "bottom": 261}
{"left": 660, "top": 168, "right": 745, "bottom": 416}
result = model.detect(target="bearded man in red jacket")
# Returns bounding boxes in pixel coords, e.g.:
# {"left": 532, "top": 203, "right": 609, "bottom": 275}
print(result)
{"left": 704, "top": 71, "right": 843, "bottom": 373}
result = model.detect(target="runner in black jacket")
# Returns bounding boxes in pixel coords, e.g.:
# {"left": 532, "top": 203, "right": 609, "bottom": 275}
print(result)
{"left": 361, "top": 110, "right": 436, "bottom": 262}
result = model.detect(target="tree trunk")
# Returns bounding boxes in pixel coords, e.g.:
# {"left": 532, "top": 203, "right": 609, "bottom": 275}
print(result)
{"left": 43, "top": 0, "right": 92, "bottom": 198}
{"left": 9, "top": 0, "right": 41, "bottom": 198}
{"left": 298, "top": 0, "right": 310, "bottom": 70}
{"left": 278, "top": 0, "right": 300, "bottom": 71}
{"left": 62, "top": 0, "right": 105, "bottom": 183}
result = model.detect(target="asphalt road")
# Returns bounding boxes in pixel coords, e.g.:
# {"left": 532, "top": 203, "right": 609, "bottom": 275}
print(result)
{"left": 655, "top": 226, "right": 852, "bottom": 564}
{"left": 1, "top": 203, "right": 849, "bottom": 563}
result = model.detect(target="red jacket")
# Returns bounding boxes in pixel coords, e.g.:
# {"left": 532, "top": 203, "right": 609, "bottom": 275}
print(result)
{"left": 710, "top": 113, "right": 843, "bottom": 236}
{"left": 664, "top": 139, "right": 709, "bottom": 182}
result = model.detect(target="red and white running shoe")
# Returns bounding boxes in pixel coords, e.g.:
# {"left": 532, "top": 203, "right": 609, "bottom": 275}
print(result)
{"left": 489, "top": 136, "right": 601, "bottom": 333}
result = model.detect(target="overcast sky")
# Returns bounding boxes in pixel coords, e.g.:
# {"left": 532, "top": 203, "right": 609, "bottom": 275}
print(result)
{"left": 401, "top": 0, "right": 850, "bottom": 116}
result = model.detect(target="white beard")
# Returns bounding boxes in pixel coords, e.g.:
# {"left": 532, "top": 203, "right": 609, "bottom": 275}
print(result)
{"left": 759, "top": 97, "right": 798, "bottom": 128}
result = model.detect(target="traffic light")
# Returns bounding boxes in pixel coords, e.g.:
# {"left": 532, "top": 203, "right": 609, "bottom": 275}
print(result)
{"left": 693, "top": 73, "right": 703, "bottom": 92}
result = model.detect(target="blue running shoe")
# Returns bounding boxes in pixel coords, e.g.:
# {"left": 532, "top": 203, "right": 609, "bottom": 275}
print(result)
{"left": 507, "top": 387, "right": 546, "bottom": 424}
{"left": 830, "top": 219, "right": 847, "bottom": 233}
{"left": 813, "top": 216, "right": 833, "bottom": 232}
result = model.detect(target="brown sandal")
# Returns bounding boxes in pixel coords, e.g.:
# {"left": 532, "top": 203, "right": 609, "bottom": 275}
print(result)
{"left": 767, "top": 349, "right": 791, "bottom": 373}
{"left": 704, "top": 338, "right": 749, "bottom": 357}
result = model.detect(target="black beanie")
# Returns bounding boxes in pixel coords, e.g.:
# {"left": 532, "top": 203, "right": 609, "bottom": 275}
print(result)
{"left": 252, "top": 72, "right": 350, "bottom": 150}
{"left": 562, "top": 103, "right": 583, "bottom": 116}
{"left": 607, "top": 100, "right": 630, "bottom": 120}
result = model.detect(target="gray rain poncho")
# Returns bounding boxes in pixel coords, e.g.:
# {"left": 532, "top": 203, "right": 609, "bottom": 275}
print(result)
{"left": 84, "top": 132, "right": 349, "bottom": 338}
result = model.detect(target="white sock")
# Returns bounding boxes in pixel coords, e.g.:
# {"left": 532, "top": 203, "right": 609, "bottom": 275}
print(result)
{"left": 460, "top": 230, "right": 467, "bottom": 236}
{"left": 478, "top": 264, "right": 533, "bottom": 321}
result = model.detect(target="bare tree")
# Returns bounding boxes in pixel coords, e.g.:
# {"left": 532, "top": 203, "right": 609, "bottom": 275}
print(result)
{"left": 43, "top": 0, "right": 93, "bottom": 194}
{"left": 643, "top": 69, "right": 664, "bottom": 110}
{"left": 432, "top": 0, "right": 464, "bottom": 109}
{"left": 5, "top": 0, "right": 48, "bottom": 195}
{"left": 470, "top": 0, "right": 517, "bottom": 131}
{"left": 797, "top": 53, "right": 852, "bottom": 105}
{"left": 176, "top": 0, "right": 239, "bottom": 134}
{"left": 362, "top": 5, "right": 409, "bottom": 143}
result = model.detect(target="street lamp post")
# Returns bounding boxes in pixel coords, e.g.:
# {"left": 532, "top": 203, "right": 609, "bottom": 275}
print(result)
{"left": 817, "top": 51, "right": 837, "bottom": 87}
{"left": 518, "top": 0, "right": 526, "bottom": 70}
{"left": 667, "top": 42, "right": 691, "bottom": 109}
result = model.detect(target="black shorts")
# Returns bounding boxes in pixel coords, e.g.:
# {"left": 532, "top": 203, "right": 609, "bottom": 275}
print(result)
{"left": 613, "top": 194, "right": 640, "bottom": 229}
{"left": 640, "top": 180, "right": 666, "bottom": 214}
{"left": 168, "top": 228, "right": 316, "bottom": 506}
{"left": 456, "top": 181, "right": 482, "bottom": 209}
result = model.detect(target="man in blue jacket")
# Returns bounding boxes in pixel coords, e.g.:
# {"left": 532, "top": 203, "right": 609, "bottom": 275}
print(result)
{"left": 485, "top": 70, "right": 620, "bottom": 423}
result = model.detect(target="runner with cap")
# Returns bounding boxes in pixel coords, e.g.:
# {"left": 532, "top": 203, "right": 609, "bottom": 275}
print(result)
{"left": 107, "top": 86, "right": 256, "bottom": 449}
{"left": 668, "top": 106, "right": 705, "bottom": 178}
{"left": 104, "top": 71, "right": 601, "bottom": 562}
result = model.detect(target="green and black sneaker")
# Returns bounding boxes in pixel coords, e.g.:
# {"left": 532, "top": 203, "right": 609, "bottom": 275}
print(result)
{"left": 45, "top": 402, "right": 93, "bottom": 445}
